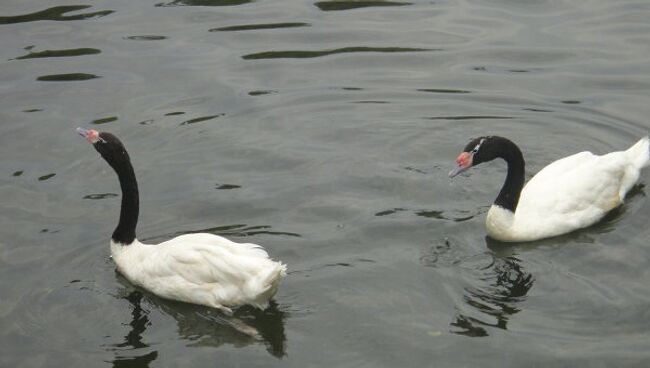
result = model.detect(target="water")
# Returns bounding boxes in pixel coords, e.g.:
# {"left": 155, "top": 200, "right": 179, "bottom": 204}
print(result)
{"left": 2, "top": 0, "right": 650, "bottom": 366}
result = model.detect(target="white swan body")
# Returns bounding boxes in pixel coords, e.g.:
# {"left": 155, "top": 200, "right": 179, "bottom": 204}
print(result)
{"left": 111, "top": 235, "right": 286, "bottom": 313}
{"left": 77, "top": 127, "right": 286, "bottom": 312}
{"left": 452, "top": 136, "right": 649, "bottom": 242}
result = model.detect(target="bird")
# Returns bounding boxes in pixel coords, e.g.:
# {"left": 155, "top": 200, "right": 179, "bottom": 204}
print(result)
{"left": 76, "top": 127, "right": 286, "bottom": 314}
{"left": 449, "top": 135, "right": 649, "bottom": 242}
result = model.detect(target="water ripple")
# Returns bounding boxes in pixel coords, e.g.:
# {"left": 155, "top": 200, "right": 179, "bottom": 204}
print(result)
{"left": 91, "top": 116, "right": 118, "bottom": 125}
{"left": 124, "top": 35, "right": 168, "bottom": 41}
{"left": 523, "top": 108, "right": 554, "bottom": 113}
{"left": 248, "top": 90, "right": 277, "bottom": 96}
{"left": 0, "top": 5, "right": 113, "bottom": 24}
{"left": 36, "top": 73, "right": 101, "bottom": 82}
{"left": 425, "top": 115, "right": 514, "bottom": 121}
{"left": 155, "top": 0, "right": 253, "bottom": 7}
{"left": 37, "top": 173, "right": 56, "bottom": 181}
{"left": 83, "top": 193, "right": 118, "bottom": 200}
{"left": 214, "top": 183, "right": 241, "bottom": 190}
{"left": 352, "top": 100, "right": 389, "bottom": 104}
{"left": 314, "top": 1, "right": 412, "bottom": 11}
{"left": 242, "top": 46, "right": 433, "bottom": 60}
{"left": 13, "top": 48, "right": 101, "bottom": 60}
{"left": 210, "top": 22, "right": 310, "bottom": 32}
{"left": 420, "top": 238, "right": 465, "bottom": 268}
{"left": 179, "top": 114, "right": 225, "bottom": 126}
{"left": 375, "top": 207, "right": 484, "bottom": 222}
{"left": 417, "top": 88, "right": 472, "bottom": 94}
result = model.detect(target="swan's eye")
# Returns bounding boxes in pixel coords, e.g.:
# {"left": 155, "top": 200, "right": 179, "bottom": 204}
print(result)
{"left": 470, "top": 138, "right": 486, "bottom": 154}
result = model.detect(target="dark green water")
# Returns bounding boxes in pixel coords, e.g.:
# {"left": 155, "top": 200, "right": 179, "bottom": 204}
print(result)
{"left": 2, "top": 1, "right": 650, "bottom": 367}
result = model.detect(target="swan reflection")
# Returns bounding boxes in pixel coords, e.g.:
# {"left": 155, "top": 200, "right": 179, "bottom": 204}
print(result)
{"left": 161, "top": 299, "right": 288, "bottom": 357}
{"left": 107, "top": 278, "right": 288, "bottom": 366}
{"left": 449, "top": 242, "right": 534, "bottom": 337}
{"left": 108, "top": 291, "right": 158, "bottom": 368}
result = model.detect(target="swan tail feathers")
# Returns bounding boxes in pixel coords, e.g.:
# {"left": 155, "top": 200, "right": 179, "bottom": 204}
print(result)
{"left": 247, "top": 262, "right": 287, "bottom": 309}
{"left": 626, "top": 136, "right": 650, "bottom": 169}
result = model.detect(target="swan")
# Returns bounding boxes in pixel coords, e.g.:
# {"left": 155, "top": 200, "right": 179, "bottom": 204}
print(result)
{"left": 76, "top": 127, "right": 286, "bottom": 313}
{"left": 449, "top": 135, "right": 649, "bottom": 242}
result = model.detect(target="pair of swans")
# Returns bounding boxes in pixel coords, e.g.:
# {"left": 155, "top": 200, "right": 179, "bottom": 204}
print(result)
{"left": 77, "top": 128, "right": 648, "bottom": 311}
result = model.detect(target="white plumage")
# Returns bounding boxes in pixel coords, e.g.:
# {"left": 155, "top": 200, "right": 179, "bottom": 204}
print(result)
{"left": 111, "top": 235, "right": 286, "bottom": 314}
{"left": 452, "top": 135, "right": 649, "bottom": 242}
{"left": 77, "top": 127, "right": 286, "bottom": 312}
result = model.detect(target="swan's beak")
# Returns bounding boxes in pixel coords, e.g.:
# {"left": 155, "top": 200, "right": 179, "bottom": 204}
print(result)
{"left": 449, "top": 164, "right": 468, "bottom": 178}
{"left": 76, "top": 127, "right": 90, "bottom": 138}
{"left": 449, "top": 152, "right": 472, "bottom": 178}
{"left": 76, "top": 127, "right": 101, "bottom": 144}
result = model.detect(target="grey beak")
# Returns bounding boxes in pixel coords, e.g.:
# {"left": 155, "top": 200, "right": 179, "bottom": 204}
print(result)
{"left": 76, "top": 127, "right": 91, "bottom": 138}
{"left": 449, "top": 164, "right": 468, "bottom": 178}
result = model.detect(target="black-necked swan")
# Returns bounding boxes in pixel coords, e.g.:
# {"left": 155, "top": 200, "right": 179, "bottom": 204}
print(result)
{"left": 449, "top": 135, "right": 649, "bottom": 242}
{"left": 76, "top": 127, "right": 286, "bottom": 313}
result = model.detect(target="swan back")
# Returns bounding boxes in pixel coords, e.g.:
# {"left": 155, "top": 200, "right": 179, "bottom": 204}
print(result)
{"left": 111, "top": 234, "right": 286, "bottom": 310}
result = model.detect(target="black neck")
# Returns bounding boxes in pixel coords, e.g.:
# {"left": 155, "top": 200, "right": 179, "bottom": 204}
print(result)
{"left": 110, "top": 159, "right": 139, "bottom": 245}
{"left": 493, "top": 140, "right": 525, "bottom": 212}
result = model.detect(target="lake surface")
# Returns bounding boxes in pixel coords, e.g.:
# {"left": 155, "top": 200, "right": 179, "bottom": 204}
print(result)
{"left": 2, "top": 0, "right": 650, "bottom": 367}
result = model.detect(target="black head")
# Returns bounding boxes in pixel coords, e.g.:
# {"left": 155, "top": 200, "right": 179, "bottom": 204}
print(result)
{"left": 450, "top": 135, "right": 525, "bottom": 211}
{"left": 449, "top": 136, "right": 517, "bottom": 177}
{"left": 77, "top": 128, "right": 131, "bottom": 170}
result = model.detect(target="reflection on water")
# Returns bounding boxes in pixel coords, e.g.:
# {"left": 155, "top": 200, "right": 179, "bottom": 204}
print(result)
{"left": 0, "top": 5, "right": 113, "bottom": 24}
{"left": 421, "top": 238, "right": 535, "bottom": 336}
{"left": 112, "top": 351, "right": 158, "bottom": 368}
{"left": 124, "top": 35, "right": 168, "bottom": 41}
{"left": 155, "top": 0, "right": 253, "bottom": 7}
{"left": 376, "top": 207, "right": 486, "bottom": 222}
{"left": 170, "top": 302, "right": 288, "bottom": 357}
{"left": 248, "top": 90, "right": 277, "bottom": 96}
{"left": 36, "top": 73, "right": 101, "bottom": 81}
{"left": 83, "top": 193, "right": 119, "bottom": 200}
{"left": 450, "top": 251, "right": 534, "bottom": 337}
{"left": 12, "top": 48, "right": 101, "bottom": 60}
{"left": 109, "top": 278, "right": 288, "bottom": 365}
{"left": 210, "top": 23, "right": 310, "bottom": 32}
{"left": 214, "top": 183, "right": 241, "bottom": 190}
{"left": 108, "top": 291, "right": 158, "bottom": 368}
{"left": 37, "top": 173, "right": 56, "bottom": 181}
{"left": 179, "top": 114, "right": 225, "bottom": 126}
{"left": 91, "top": 116, "right": 119, "bottom": 125}
{"left": 416, "top": 88, "right": 472, "bottom": 94}
{"left": 314, "top": 1, "right": 411, "bottom": 11}
{"left": 425, "top": 115, "right": 514, "bottom": 121}
{"left": 242, "top": 47, "right": 432, "bottom": 60}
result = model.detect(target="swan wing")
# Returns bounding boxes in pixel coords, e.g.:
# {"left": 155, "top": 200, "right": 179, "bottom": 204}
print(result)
{"left": 123, "top": 234, "right": 285, "bottom": 309}
{"left": 515, "top": 150, "right": 635, "bottom": 234}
